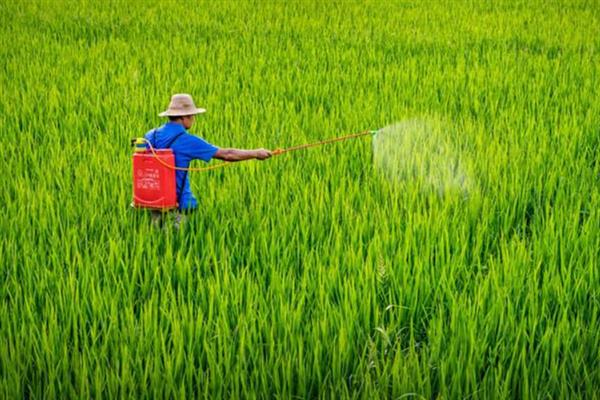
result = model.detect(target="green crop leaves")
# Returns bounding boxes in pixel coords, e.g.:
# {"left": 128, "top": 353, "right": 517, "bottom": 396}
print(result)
{"left": 1, "top": 0, "right": 599, "bottom": 398}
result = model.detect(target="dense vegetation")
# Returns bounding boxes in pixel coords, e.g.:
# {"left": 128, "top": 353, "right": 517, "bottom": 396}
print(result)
{"left": 1, "top": 1, "right": 599, "bottom": 398}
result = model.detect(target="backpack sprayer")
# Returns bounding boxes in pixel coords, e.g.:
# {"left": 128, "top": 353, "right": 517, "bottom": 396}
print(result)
{"left": 131, "top": 129, "right": 380, "bottom": 211}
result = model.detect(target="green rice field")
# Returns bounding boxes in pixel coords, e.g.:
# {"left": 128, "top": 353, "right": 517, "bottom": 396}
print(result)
{"left": 1, "top": 0, "right": 599, "bottom": 398}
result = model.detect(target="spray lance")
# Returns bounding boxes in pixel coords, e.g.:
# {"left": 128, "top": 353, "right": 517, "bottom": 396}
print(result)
{"left": 131, "top": 129, "right": 381, "bottom": 210}
{"left": 270, "top": 129, "right": 380, "bottom": 156}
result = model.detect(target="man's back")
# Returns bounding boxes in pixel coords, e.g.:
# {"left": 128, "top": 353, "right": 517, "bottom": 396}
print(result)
{"left": 145, "top": 122, "right": 218, "bottom": 210}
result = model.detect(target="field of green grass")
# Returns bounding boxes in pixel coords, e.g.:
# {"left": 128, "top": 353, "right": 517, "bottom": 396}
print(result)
{"left": 1, "top": 0, "right": 599, "bottom": 398}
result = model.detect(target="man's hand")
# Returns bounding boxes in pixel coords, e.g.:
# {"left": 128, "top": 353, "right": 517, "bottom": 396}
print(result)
{"left": 254, "top": 148, "right": 273, "bottom": 160}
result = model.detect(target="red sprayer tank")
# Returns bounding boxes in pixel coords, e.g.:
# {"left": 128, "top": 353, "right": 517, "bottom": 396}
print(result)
{"left": 132, "top": 138, "right": 178, "bottom": 210}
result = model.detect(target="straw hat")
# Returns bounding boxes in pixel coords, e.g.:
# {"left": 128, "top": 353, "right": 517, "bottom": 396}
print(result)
{"left": 159, "top": 94, "right": 206, "bottom": 117}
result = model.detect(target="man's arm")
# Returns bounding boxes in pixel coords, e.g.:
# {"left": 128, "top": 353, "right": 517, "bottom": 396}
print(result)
{"left": 184, "top": 135, "right": 272, "bottom": 162}
{"left": 214, "top": 148, "right": 272, "bottom": 162}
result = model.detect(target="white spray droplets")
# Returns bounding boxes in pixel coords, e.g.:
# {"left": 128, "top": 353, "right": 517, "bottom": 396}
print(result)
{"left": 373, "top": 118, "right": 473, "bottom": 197}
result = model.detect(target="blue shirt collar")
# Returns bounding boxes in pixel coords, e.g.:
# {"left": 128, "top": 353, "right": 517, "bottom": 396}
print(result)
{"left": 163, "top": 121, "right": 188, "bottom": 134}
{"left": 165, "top": 121, "right": 186, "bottom": 128}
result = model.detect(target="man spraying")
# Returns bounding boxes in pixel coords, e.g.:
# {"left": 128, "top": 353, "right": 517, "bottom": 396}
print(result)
{"left": 145, "top": 93, "right": 272, "bottom": 224}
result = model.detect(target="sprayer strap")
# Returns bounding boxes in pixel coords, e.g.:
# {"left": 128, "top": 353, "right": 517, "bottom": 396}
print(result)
{"left": 166, "top": 132, "right": 187, "bottom": 207}
{"left": 151, "top": 129, "right": 185, "bottom": 149}
{"left": 165, "top": 131, "right": 185, "bottom": 149}
{"left": 151, "top": 129, "right": 187, "bottom": 207}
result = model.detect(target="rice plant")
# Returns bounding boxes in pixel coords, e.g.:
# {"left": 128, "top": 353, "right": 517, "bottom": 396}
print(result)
{"left": 1, "top": 0, "right": 599, "bottom": 398}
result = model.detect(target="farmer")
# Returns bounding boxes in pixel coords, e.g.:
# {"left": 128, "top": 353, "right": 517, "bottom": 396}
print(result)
{"left": 146, "top": 93, "right": 272, "bottom": 222}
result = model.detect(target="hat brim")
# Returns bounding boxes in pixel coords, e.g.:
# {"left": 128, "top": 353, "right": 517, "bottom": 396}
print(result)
{"left": 159, "top": 108, "right": 206, "bottom": 117}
